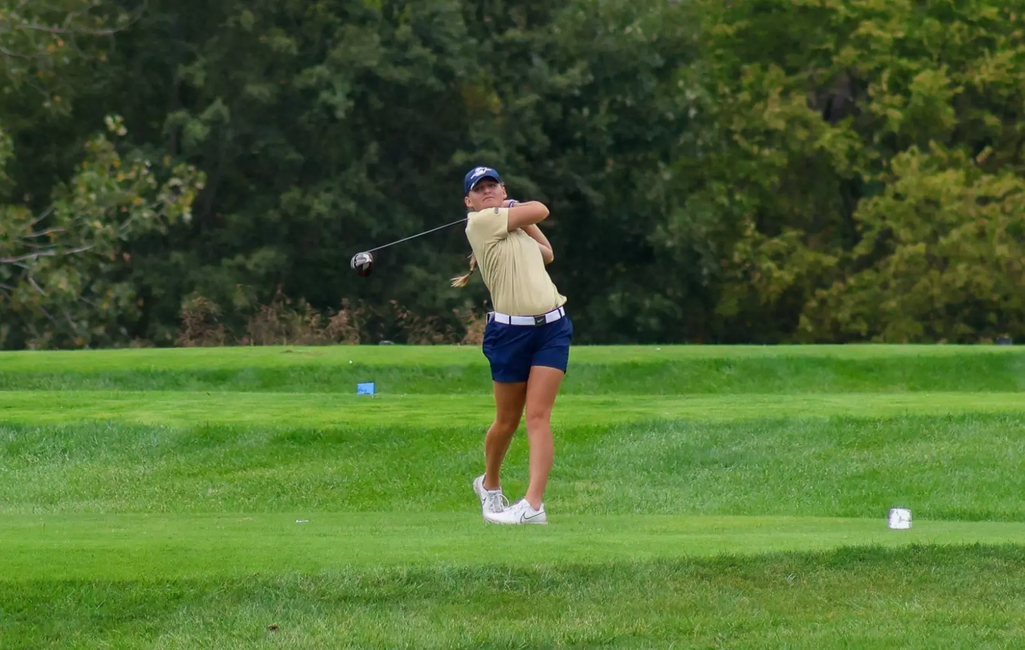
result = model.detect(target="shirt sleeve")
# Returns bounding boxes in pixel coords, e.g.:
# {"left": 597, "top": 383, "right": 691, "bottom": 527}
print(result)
{"left": 465, "top": 208, "right": 510, "bottom": 248}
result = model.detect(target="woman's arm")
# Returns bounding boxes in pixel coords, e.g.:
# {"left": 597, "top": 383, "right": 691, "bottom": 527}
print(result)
{"left": 503, "top": 199, "right": 549, "bottom": 232}
{"left": 522, "top": 224, "right": 554, "bottom": 264}
{"left": 505, "top": 200, "right": 554, "bottom": 264}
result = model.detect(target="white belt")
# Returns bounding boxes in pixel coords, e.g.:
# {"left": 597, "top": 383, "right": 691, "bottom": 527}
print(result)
{"left": 488, "top": 306, "right": 566, "bottom": 326}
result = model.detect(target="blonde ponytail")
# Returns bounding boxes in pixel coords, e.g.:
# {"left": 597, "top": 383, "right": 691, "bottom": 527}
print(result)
{"left": 450, "top": 254, "right": 478, "bottom": 288}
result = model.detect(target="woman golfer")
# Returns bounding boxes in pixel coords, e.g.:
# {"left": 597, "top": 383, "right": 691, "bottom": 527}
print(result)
{"left": 452, "top": 166, "right": 572, "bottom": 525}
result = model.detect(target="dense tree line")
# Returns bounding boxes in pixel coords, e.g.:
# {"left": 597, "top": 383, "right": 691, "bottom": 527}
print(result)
{"left": 2, "top": 0, "right": 1024, "bottom": 349}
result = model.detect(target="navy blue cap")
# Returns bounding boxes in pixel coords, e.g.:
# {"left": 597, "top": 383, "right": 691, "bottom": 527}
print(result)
{"left": 464, "top": 166, "right": 502, "bottom": 194}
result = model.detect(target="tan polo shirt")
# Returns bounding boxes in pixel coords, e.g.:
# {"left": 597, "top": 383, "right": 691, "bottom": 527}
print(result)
{"left": 464, "top": 207, "right": 567, "bottom": 316}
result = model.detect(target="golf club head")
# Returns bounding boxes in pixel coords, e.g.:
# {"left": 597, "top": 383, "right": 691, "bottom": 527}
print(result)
{"left": 350, "top": 251, "right": 374, "bottom": 277}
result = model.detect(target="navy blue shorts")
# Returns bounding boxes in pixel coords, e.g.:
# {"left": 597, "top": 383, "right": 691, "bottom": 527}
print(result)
{"left": 482, "top": 311, "right": 574, "bottom": 383}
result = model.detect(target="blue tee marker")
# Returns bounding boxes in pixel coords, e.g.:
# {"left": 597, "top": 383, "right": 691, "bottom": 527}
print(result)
{"left": 357, "top": 382, "right": 376, "bottom": 395}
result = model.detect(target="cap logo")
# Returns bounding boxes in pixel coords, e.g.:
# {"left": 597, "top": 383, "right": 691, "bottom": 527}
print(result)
{"left": 464, "top": 166, "right": 502, "bottom": 194}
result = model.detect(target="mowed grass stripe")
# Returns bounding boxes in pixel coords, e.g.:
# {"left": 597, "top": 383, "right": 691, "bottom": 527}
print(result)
{"left": 4, "top": 344, "right": 1024, "bottom": 371}
{"left": 3, "top": 547, "right": 1025, "bottom": 649}
{"left": 2, "top": 513, "right": 1024, "bottom": 580}
{"left": 2, "top": 345, "right": 1024, "bottom": 394}
{"left": 2, "top": 390, "right": 1023, "bottom": 427}
{"left": 4, "top": 415, "right": 1024, "bottom": 520}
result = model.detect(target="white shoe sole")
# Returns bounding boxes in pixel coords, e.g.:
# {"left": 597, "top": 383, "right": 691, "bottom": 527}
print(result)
{"left": 483, "top": 513, "right": 548, "bottom": 525}
{"left": 485, "top": 519, "right": 548, "bottom": 525}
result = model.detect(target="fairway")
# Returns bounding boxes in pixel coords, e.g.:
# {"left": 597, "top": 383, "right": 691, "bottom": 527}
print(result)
{"left": 2, "top": 345, "right": 1025, "bottom": 648}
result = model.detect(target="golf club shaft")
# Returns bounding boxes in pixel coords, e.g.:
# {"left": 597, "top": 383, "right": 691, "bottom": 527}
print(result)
{"left": 366, "top": 217, "right": 467, "bottom": 254}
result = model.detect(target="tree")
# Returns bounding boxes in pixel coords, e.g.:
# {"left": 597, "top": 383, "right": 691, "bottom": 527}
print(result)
{"left": 94, "top": 0, "right": 701, "bottom": 345}
{"left": 6, "top": 0, "right": 1025, "bottom": 348}
{"left": 801, "top": 147, "right": 1025, "bottom": 342}
{"left": 1, "top": 0, "right": 132, "bottom": 110}
{"left": 663, "top": 0, "right": 1025, "bottom": 342}
{"left": 0, "top": 117, "right": 203, "bottom": 348}
{"left": 1, "top": 1, "right": 204, "bottom": 348}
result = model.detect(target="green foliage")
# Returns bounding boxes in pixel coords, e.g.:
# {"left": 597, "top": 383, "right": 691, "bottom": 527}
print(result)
{"left": 0, "top": 0, "right": 131, "bottom": 111}
{"left": 1, "top": 1, "right": 204, "bottom": 348}
{"left": 669, "top": 0, "right": 1025, "bottom": 342}
{"left": 0, "top": 118, "right": 204, "bottom": 348}
{"left": 802, "top": 147, "right": 1025, "bottom": 342}
{"left": 3, "top": 0, "right": 1025, "bottom": 347}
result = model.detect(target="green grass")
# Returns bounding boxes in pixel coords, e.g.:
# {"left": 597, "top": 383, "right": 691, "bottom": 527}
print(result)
{"left": 2, "top": 344, "right": 1024, "bottom": 394}
{"left": 3, "top": 415, "right": 1024, "bottom": 520}
{"left": 3, "top": 391, "right": 1025, "bottom": 427}
{"left": 5, "top": 514, "right": 1025, "bottom": 580}
{"left": 5, "top": 547, "right": 1024, "bottom": 650}
{"left": 2, "top": 345, "right": 1024, "bottom": 648}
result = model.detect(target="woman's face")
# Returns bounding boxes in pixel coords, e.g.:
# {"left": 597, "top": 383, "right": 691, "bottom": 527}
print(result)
{"left": 464, "top": 179, "right": 507, "bottom": 211}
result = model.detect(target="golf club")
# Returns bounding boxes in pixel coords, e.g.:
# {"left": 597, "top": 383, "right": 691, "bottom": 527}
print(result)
{"left": 350, "top": 217, "right": 467, "bottom": 277}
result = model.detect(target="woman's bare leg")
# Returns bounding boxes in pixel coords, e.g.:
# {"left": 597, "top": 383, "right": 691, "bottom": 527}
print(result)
{"left": 484, "top": 381, "right": 527, "bottom": 490}
{"left": 522, "top": 365, "right": 565, "bottom": 509}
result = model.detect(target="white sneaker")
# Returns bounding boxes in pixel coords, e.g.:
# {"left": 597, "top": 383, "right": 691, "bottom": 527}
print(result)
{"left": 472, "top": 474, "right": 508, "bottom": 515}
{"left": 483, "top": 498, "right": 547, "bottom": 525}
